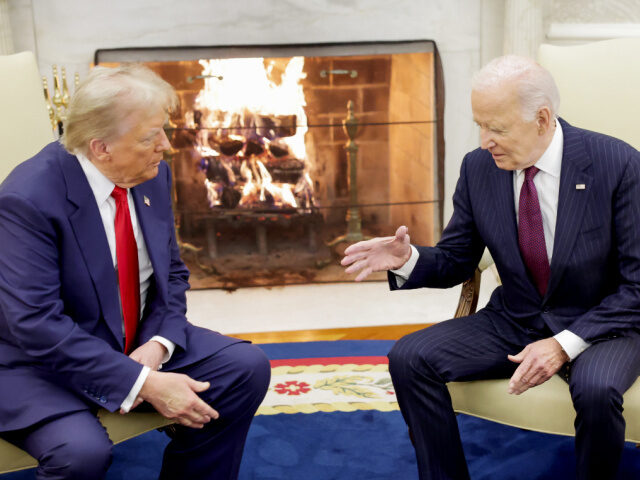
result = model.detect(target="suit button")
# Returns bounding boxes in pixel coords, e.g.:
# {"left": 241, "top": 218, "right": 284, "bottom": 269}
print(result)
{"left": 543, "top": 307, "right": 550, "bottom": 313}
{"left": 99, "top": 396, "right": 107, "bottom": 404}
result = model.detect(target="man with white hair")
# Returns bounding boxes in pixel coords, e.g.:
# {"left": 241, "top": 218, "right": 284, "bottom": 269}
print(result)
{"left": 0, "top": 64, "right": 270, "bottom": 479}
{"left": 342, "top": 55, "right": 640, "bottom": 479}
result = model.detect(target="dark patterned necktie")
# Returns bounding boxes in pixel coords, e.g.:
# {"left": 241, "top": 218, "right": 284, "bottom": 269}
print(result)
{"left": 518, "top": 166, "right": 550, "bottom": 297}
{"left": 111, "top": 186, "right": 140, "bottom": 353}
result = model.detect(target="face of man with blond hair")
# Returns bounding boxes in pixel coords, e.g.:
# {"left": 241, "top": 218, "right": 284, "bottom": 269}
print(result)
{"left": 87, "top": 108, "right": 171, "bottom": 189}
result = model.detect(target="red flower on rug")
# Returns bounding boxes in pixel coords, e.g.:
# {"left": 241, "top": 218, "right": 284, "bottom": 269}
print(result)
{"left": 274, "top": 381, "right": 311, "bottom": 396}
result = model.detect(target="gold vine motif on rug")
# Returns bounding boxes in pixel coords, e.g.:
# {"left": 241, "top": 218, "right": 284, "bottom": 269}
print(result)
{"left": 313, "top": 375, "right": 394, "bottom": 399}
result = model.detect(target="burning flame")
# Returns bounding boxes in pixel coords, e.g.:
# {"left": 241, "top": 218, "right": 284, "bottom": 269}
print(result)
{"left": 191, "top": 56, "right": 314, "bottom": 211}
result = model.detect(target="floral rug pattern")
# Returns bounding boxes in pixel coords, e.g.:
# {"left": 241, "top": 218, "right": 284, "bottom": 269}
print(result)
{"left": 257, "top": 356, "right": 399, "bottom": 415}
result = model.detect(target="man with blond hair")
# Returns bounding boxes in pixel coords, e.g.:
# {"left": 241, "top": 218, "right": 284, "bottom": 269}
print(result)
{"left": 343, "top": 55, "right": 640, "bottom": 479}
{"left": 0, "top": 64, "right": 270, "bottom": 479}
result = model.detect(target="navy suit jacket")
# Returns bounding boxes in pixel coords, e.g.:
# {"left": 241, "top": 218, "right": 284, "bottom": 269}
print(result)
{"left": 393, "top": 119, "right": 640, "bottom": 341}
{"left": 0, "top": 142, "right": 240, "bottom": 432}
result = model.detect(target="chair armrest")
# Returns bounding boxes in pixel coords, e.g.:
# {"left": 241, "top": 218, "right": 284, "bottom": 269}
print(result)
{"left": 454, "top": 268, "right": 481, "bottom": 318}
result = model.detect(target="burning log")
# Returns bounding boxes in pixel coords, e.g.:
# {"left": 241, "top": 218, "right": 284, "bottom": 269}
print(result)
{"left": 219, "top": 138, "right": 243, "bottom": 156}
{"left": 221, "top": 186, "right": 241, "bottom": 209}
{"left": 244, "top": 139, "right": 264, "bottom": 156}
{"left": 266, "top": 158, "right": 304, "bottom": 184}
{"left": 256, "top": 114, "right": 297, "bottom": 139}
{"left": 268, "top": 142, "right": 289, "bottom": 158}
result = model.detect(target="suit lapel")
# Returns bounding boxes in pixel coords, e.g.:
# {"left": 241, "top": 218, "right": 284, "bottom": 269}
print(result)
{"left": 60, "top": 152, "right": 125, "bottom": 348}
{"left": 491, "top": 165, "right": 520, "bottom": 256}
{"left": 545, "top": 120, "right": 593, "bottom": 299}
{"left": 131, "top": 183, "right": 169, "bottom": 299}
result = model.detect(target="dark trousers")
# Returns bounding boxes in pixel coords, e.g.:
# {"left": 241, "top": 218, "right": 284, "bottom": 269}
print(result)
{"left": 388, "top": 311, "right": 640, "bottom": 480}
{"left": 2, "top": 341, "right": 271, "bottom": 480}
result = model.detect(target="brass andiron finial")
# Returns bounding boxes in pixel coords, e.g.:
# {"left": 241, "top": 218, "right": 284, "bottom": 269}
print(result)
{"left": 43, "top": 65, "right": 78, "bottom": 136}
{"left": 61, "top": 67, "right": 70, "bottom": 106}
{"left": 328, "top": 100, "right": 370, "bottom": 246}
{"left": 42, "top": 77, "right": 56, "bottom": 131}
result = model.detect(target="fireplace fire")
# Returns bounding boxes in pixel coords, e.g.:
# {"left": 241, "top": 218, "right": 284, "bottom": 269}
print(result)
{"left": 95, "top": 41, "right": 443, "bottom": 289}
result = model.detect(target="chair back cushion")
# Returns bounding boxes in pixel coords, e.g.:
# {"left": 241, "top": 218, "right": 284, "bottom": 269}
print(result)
{"left": 538, "top": 38, "right": 640, "bottom": 150}
{"left": 0, "top": 51, "right": 54, "bottom": 182}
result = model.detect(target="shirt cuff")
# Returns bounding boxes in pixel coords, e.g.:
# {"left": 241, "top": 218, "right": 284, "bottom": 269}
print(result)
{"left": 120, "top": 366, "right": 150, "bottom": 413}
{"left": 554, "top": 330, "right": 591, "bottom": 361}
{"left": 149, "top": 336, "right": 175, "bottom": 368}
{"left": 390, "top": 245, "right": 419, "bottom": 287}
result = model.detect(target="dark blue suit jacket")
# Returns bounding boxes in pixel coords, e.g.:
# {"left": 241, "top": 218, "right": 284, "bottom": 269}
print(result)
{"left": 0, "top": 142, "right": 241, "bottom": 432}
{"left": 394, "top": 119, "right": 640, "bottom": 341}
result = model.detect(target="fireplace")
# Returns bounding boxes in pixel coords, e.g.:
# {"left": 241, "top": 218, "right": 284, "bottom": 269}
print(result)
{"left": 95, "top": 41, "right": 444, "bottom": 289}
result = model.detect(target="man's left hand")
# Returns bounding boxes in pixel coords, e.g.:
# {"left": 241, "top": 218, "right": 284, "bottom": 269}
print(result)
{"left": 507, "top": 337, "right": 569, "bottom": 395}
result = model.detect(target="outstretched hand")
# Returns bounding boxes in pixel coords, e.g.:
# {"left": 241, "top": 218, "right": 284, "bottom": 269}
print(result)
{"left": 507, "top": 337, "right": 569, "bottom": 395}
{"left": 341, "top": 226, "right": 412, "bottom": 282}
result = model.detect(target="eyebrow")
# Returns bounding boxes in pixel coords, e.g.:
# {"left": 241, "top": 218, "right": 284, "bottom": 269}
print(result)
{"left": 141, "top": 128, "right": 162, "bottom": 139}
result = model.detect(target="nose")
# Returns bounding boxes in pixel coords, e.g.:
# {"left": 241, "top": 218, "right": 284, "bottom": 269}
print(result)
{"left": 479, "top": 128, "right": 496, "bottom": 150}
{"left": 156, "top": 129, "right": 172, "bottom": 152}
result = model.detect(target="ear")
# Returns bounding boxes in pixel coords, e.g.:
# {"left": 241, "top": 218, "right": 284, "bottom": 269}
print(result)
{"left": 536, "top": 106, "right": 553, "bottom": 134}
{"left": 88, "top": 138, "right": 111, "bottom": 163}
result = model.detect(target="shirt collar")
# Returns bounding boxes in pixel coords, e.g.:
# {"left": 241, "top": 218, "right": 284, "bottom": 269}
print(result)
{"left": 516, "top": 119, "right": 563, "bottom": 178}
{"left": 76, "top": 153, "right": 118, "bottom": 206}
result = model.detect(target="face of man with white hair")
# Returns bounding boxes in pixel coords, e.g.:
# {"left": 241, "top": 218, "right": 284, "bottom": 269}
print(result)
{"left": 88, "top": 108, "right": 171, "bottom": 189}
{"left": 471, "top": 81, "right": 554, "bottom": 171}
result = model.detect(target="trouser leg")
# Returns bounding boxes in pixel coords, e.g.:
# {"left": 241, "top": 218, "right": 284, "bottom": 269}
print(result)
{"left": 1, "top": 410, "right": 112, "bottom": 480}
{"left": 160, "top": 342, "right": 271, "bottom": 480}
{"left": 388, "top": 312, "right": 539, "bottom": 480}
{"left": 569, "top": 333, "right": 640, "bottom": 480}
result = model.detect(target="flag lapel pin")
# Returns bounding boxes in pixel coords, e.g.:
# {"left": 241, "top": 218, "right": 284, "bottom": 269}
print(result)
{"left": 576, "top": 184, "right": 586, "bottom": 190}
{"left": 144, "top": 195, "right": 151, "bottom": 206}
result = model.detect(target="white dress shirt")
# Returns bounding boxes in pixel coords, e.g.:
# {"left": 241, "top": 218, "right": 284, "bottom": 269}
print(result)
{"left": 77, "top": 154, "right": 175, "bottom": 411}
{"left": 392, "top": 121, "right": 590, "bottom": 361}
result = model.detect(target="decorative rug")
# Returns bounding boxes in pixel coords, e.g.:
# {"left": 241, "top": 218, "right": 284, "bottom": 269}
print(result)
{"left": 3, "top": 341, "right": 640, "bottom": 479}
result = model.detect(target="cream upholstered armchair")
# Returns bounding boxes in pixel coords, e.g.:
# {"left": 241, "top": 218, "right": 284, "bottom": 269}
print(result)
{"left": 0, "top": 52, "right": 172, "bottom": 475}
{"left": 447, "top": 38, "right": 640, "bottom": 442}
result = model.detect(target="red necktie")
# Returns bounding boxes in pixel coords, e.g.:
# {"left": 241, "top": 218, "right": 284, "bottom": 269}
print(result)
{"left": 111, "top": 186, "right": 140, "bottom": 353}
{"left": 518, "top": 166, "right": 550, "bottom": 297}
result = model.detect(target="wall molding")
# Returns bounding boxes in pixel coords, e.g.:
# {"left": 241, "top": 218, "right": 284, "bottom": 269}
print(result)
{"left": 547, "top": 23, "right": 640, "bottom": 44}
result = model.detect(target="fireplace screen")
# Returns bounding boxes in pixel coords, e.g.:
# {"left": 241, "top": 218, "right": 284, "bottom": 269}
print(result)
{"left": 95, "top": 41, "right": 443, "bottom": 289}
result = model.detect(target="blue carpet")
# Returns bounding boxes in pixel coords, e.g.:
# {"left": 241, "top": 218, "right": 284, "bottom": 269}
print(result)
{"left": 3, "top": 340, "right": 640, "bottom": 479}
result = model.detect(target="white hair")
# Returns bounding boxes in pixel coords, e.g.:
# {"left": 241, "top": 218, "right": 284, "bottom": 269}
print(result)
{"left": 472, "top": 55, "right": 560, "bottom": 121}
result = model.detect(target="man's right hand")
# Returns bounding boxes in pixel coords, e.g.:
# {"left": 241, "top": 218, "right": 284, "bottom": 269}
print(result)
{"left": 341, "top": 225, "right": 412, "bottom": 282}
{"left": 137, "top": 370, "right": 219, "bottom": 429}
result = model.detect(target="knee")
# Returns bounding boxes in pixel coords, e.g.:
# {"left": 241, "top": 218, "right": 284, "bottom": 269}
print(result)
{"left": 39, "top": 432, "right": 112, "bottom": 479}
{"left": 388, "top": 332, "right": 427, "bottom": 380}
{"left": 572, "top": 380, "right": 623, "bottom": 417}
{"left": 388, "top": 335, "right": 412, "bottom": 374}
{"left": 229, "top": 343, "right": 271, "bottom": 403}
{"left": 238, "top": 343, "right": 271, "bottom": 398}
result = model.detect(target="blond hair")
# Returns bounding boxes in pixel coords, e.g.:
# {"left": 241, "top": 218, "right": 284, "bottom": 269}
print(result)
{"left": 61, "top": 64, "right": 178, "bottom": 155}
{"left": 472, "top": 55, "right": 560, "bottom": 121}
